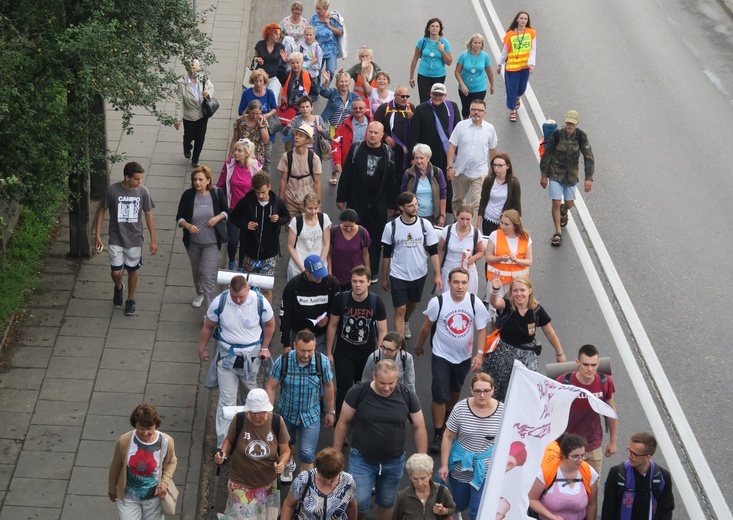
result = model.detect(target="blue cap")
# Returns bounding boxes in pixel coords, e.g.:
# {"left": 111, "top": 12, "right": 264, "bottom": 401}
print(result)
{"left": 304, "top": 255, "right": 328, "bottom": 279}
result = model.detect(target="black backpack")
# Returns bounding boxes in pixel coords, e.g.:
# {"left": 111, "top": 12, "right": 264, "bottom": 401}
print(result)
{"left": 280, "top": 349, "right": 324, "bottom": 383}
{"left": 390, "top": 216, "right": 428, "bottom": 250}
{"left": 231, "top": 411, "right": 281, "bottom": 456}
{"left": 354, "top": 380, "right": 414, "bottom": 423}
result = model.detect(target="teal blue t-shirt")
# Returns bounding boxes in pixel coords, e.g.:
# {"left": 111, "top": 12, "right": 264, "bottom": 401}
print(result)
{"left": 416, "top": 177, "right": 434, "bottom": 217}
{"left": 458, "top": 50, "right": 492, "bottom": 93}
{"left": 417, "top": 37, "right": 452, "bottom": 78}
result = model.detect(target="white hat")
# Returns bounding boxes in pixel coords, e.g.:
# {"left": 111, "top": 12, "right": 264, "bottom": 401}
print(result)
{"left": 294, "top": 124, "right": 315, "bottom": 141}
{"left": 243, "top": 389, "right": 274, "bottom": 412}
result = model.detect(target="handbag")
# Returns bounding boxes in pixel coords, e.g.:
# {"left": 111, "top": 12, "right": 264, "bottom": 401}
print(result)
{"left": 242, "top": 59, "right": 256, "bottom": 87}
{"left": 201, "top": 76, "right": 219, "bottom": 118}
{"left": 211, "top": 188, "right": 229, "bottom": 244}
{"left": 161, "top": 480, "right": 179, "bottom": 515}
{"left": 315, "top": 116, "right": 332, "bottom": 160}
{"left": 293, "top": 470, "right": 313, "bottom": 518}
{"left": 267, "top": 115, "right": 283, "bottom": 135}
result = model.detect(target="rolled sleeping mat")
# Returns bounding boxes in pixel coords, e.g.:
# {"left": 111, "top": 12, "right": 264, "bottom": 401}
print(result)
{"left": 217, "top": 270, "right": 275, "bottom": 289}
{"left": 545, "top": 357, "right": 613, "bottom": 380}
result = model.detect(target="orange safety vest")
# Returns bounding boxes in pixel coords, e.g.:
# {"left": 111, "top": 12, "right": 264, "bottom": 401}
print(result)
{"left": 503, "top": 28, "right": 536, "bottom": 72}
{"left": 486, "top": 229, "right": 530, "bottom": 284}
{"left": 353, "top": 73, "right": 377, "bottom": 101}
{"left": 278, "top": 71, "right": 312, "bottom": 109}
{"left": 540, "top": 441, "right": 593, "bottom": 496}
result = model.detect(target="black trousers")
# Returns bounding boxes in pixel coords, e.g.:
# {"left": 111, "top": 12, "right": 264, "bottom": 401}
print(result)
{"left": 334, "top": 346, "right": 372, "bottom": 419}
{"left": 417, "top": 74, "right": 446, "bottom": 104}
{"left": 361, "top": 213, "right": 387, "bottom": 278}
{"left": 458, "top": 89, "right": 487, "bottom": 119}
{"left": 183, "top": 117, "right": 209, "bottom": 163}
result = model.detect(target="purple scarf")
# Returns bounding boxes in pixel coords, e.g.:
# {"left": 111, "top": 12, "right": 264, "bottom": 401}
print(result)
{"left": 429, "top": 99, "right": 455, "bottom": 153}
{"left": 621, "top": 460, "right": 665, "bottom": 520}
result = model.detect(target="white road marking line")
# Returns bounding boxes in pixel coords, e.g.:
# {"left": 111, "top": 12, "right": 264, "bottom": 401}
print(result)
{"left": 470, "top": 0, "right": 730, "bottom": 517}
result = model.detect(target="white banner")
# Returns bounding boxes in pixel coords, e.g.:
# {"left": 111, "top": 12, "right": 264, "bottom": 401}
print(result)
{"left": 477, "top": 360, "right": 617, "bottom": 519}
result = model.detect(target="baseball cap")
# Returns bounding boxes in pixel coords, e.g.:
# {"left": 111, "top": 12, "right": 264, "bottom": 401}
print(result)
{"left": 430, "top": 83, "right": 447, "bottom": 95}
{"left": 304, "top": 255, "right": 328, "bottom": 279}
{"left": 565, "top": 110, "right": 579, "bottom": 125}
{"left": 243, "top": 389, "right": 274, "bottom": 412}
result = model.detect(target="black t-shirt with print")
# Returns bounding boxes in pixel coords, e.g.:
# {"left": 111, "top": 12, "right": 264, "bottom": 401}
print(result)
{"left": 331, "top": 292, "right": 387, "bottom": 353}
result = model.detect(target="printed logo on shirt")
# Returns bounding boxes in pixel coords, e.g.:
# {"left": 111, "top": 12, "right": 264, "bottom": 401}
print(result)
{"left": 297, "top": 295, "right": 330, "bottom": 306}
{"left": 396, "top": 232, "right": 424, "bottom": 249}
{"left": 445, "top": 310, "right": 471, "bottom": 338}
{"left": 366, "top": 154, "right": 381, "bottom": 177}
{"left": 245, "top": 440, "right": 271, "bottom": 459}
{"left": 340, "top": 315, "right": 372, "bottom": 345}
{"left": 117, "top": 196, "right": 141, "bottom": 223}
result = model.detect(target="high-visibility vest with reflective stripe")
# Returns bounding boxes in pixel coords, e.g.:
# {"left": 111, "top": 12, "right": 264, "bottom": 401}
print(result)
{"left": 503, "top": 28, "right": 535, "bottom": 72}
{"left": 278, "top": 71, "right": 312, "bottom": 108}
{"left": 353, "top": 73, "right": 377, "bottom": 100}
{"left": 486, "top": 229, "right": 530, "bottom": 284}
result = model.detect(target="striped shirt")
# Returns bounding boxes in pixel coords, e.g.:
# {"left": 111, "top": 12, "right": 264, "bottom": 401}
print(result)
{"left": 271, "top": 351, "right": 333, "bottom": 427}
{"left": 446, "top": 398, "right": 504, "bottom": 482}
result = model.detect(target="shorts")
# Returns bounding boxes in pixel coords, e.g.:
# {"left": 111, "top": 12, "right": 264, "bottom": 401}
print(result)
{"left": 349, "top": 448, "right": 405, "bottom": 511}
{"left": 389, "top": 275, "right": 427, "bottom": 308}
{"left": 108, "top": 245, "right": 142, "bottom": 271}
{"left": 431, "top": 354, "right": 472, "bottom": 403}
{"left": 242, "top": 255, "right": 276, "bottom": 276}
{"left": 283, "top": 418, "right": 320, "bottom": 464}
{"left": 548, "top": 179, "right": 576, "bottom": 202}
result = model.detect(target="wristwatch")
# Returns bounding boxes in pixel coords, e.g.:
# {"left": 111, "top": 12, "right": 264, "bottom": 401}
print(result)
{"left": 439, "top": 214, "right": 446, "bottom": 218}
{"left": 326, "top": 411, "right": 336, "bottom": 416}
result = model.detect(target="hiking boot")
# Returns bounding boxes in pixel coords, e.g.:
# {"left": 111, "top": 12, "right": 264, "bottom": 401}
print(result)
{"left": 429, "top": 433, "right": 442, "bottom": 454}
{"left": 124, "top": 299, "right": 136, "bottom": 316}
{"left": 280, "top": 460, "right": 296, "bottom": 484}
{"left": 227, "top": 261, "right": 237, "bottom": 271}
{"left": 404, "top": 321, "right": 412, "bottom": 339}
{"left": 113, "top": 284, "right": 124, "bottom": 307}
{"left": 192, "top": 294, "right": 204, "bottom": 308}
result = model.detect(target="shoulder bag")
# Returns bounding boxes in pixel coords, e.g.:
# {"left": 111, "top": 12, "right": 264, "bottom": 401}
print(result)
{"left": 161, "top": 480, "right": 179, "bottom": 515}
{"left": 201, "top": 76, "right": 219, "bottom": 118}
{"left": 211, "top": 188, "right": 229, "bottom": 243}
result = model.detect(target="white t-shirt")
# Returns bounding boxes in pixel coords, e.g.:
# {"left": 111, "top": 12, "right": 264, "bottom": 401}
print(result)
{"left": 440, "top": 225, "right": 480, "bottom": 295}
{"left": 424, "top": 293, "right": 491, "bottom": 363}
{"left": 483, "top": 181, "right": 508, "bottom": 222}
{"left": 381, "top": 217, "right": 439, "bottom": 281}
{"left": 448, "top": 120, "right": 498, "bottom": 179}
{"left": 488, "top": 231, "right": 533, "bottom": 259}
{"left": 288, "top": 214, "right": 332, "bottom": 272}
{"left": 368, "top": 89, "right": 395, "bottom": 115}
{"left": 206, "top": 290, "right": 274, "bottom": 346}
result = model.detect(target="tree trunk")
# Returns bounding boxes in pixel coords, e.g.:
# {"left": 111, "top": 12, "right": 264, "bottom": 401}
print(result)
{"left": 67, "top": 86, "right": 92, "bottom": 258}
{"left": 90, "top": 95, "right": 109, "bottom": 200}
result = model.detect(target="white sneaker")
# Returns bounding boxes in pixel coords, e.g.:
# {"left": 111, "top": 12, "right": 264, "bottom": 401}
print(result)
{"left": 370, "top": 275, "right": 379, "bottom": 283}
{"left": 451, "top": 513, "right": 462, "bottom": 520}
{"left": 192, "top": 294, "right": 204, "bottom": 308}
{"left": 404, "top": 321, "right": 412, "bottom": 339}
{"left": 280, "top": 460, "right": 296, "bottom": 483}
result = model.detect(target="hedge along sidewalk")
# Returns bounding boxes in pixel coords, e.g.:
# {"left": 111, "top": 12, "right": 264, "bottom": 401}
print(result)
{"left": 0, "top": 1, "right": 256, "bottom": 520}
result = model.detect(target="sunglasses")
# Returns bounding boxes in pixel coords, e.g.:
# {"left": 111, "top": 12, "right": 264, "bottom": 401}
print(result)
{"left": 395, "top": 94, "right": 411, "bottom": 98}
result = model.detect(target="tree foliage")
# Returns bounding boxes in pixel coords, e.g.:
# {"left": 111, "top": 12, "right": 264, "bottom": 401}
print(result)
{"left": 0, "top": 0, "right": 215, "bottom": 215}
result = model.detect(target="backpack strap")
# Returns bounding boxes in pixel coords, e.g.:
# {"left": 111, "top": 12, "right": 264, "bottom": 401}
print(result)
{"left": 280, "top": 350, "right": 291, "bottom": 381}
{"left": 308, "top": 150, "right": 314, "bottom": 176}
{"left": 436, "top": 483, "right": 445, "bottom": 505}
{"left": 473, "top": 226, "right": 479, "bottom": 254}
{"left": 231, "top": 411, "right": 245, "bottom": 456}
{"left": 430, "top": 295, "right": 444, "bottom": 341}
{"left": 294, "top": 214, "right": 304, "bottom": 247}
{"left": 286, "top": 149, "right": 294, "bottom": 179}
{"left": 212, "top": 290, "right": 229, "bottom": 341}
{"left": 272, "top": 411, "right": 281, "bottom": 440}
{"left": 318, "top": 212, "right": 325, "bottom": 231}
{"left": 391, "top": 219, "right": 396, "bottom": 246}
{"left": 315, "top": 350, "right": 323, "bottom": 382}
{"left": 358, "top": 226, "right": 366, "bottom": 248}
{"left": 441, "top": 224, "right": 454, "bottom": 269}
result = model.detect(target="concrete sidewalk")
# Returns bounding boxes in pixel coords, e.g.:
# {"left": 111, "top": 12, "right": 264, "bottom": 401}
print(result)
{"left": 0, "top": 0, "right": 255, "bottom": 518}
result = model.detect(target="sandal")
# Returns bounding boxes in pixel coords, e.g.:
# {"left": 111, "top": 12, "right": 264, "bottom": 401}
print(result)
{"left": 560, "top": 203, "right": 569, "bottom": 227}
{"left": 509, "top": 110, "right": 517, "bottom": 122}
{"left": 551, "top": 233, "right": 562, "bottom": 247}
{"left": 329, "top": 177, "right": 338, "bottom": 186}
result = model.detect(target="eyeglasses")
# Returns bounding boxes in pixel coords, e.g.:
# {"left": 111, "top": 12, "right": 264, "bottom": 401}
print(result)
{"left": 568, "top": 453, "right": 588, "bottom": 461}
{"left": 395, "top": 93, "right": 410, "bottom": 98}
{"left": 403, "top": 202, "right": 419, "bottom": 208}
{"left": 352, "top": 106, "right": 366, "bottom": 111}
{"left": 380, "top": 344, "right": 398, "bottom": 353}
{"left": 626, "top": 446, "right": 649, "bottom": 458}
{"left": 470, "top": 108, "right": 486, "bottom": 113}
{"left": 472, "top": 388, "right": 493, "bottom": 395}
{"left": 492, "top": 163, "right": 507, "bottom": 168}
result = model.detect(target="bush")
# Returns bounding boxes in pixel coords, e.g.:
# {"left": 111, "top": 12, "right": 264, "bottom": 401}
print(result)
{"left": 0, "top": 201, "right": 62, "bottom": 330}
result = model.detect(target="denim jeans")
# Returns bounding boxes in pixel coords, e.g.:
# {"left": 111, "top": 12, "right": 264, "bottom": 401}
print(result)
{"left": 283, "top": 417, "right": 321, "bottom": 463}
{"left": 349, "top": 448, "right": 405, "bottom": 511}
